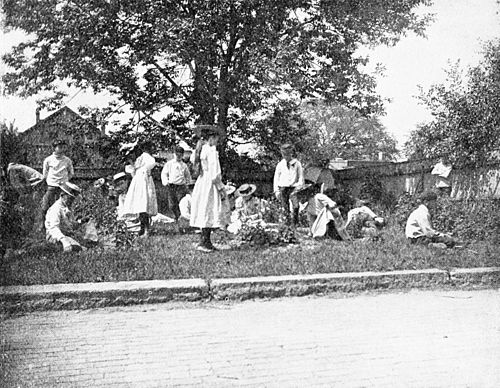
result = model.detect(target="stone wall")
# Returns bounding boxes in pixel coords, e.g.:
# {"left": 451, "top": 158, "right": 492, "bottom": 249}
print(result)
{"left": 332, "top": 159, "right": 500, "bottom": 200}
{"left": 71, "top": 158, "right": 500, "bottom": 201}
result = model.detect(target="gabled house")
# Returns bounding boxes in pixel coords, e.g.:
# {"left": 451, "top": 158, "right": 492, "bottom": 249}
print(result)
{"left": 20, "top": 106, "right": 106, "bottom": 167}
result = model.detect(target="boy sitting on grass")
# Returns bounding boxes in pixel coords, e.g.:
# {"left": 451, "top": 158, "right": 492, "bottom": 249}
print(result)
{"left": 405, "top": 190, "right": 457, "bottom": 247}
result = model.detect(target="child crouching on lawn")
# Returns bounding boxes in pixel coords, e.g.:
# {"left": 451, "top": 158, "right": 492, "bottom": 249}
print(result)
{"left": 405, "top": 190, "right": 457, "bottom": 247}
{"left": 345, "top": 199, "right": 385, "bottom": 240}
{"left": 112, "top": 172, "right": 141, "bottom": 234}
{"left": 294, "top": 183, "right": 351, "bottom": 241}
{"left": 45, "top": 182, "right": 85, "bottom": 252}
{"left": 227, "top": 183, "right": 268, "bottom": 234}
{"left": 178, "top": 180, "right": 195, "bottom": 233}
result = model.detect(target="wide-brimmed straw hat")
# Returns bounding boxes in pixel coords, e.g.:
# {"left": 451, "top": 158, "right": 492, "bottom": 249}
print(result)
{"left": 59, "top": 182, "right": 82, "bottom": 197}
{"left": 235, "top": 183, "right": 256, "bottom": 197}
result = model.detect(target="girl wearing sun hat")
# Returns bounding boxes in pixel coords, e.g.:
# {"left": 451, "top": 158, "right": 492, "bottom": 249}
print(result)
{"left": 227, "top": 183, "right": 268, "bottom": 234}
{"left": 190, "top": 125, "right": 225, "bottom": 252}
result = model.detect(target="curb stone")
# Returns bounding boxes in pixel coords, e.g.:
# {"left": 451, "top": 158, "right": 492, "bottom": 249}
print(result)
{"left": 210, "top": 269, "right": 450, "bottom": 301}
{"left": 1, "top": 268, "right": 499, "bottom": 313}
{"left": 0, "top": 279, "right": 208, "bottom": 313}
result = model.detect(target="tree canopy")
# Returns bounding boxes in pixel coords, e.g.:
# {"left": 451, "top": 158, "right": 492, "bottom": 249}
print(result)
{"left": 298, "top": 100, "right": 398, "bottom": 166}
{"left": 2, "top": 0, "right": 431, "bottom": 153}
{"left": 405, "top": 39, "right": 500, "bottom": 167}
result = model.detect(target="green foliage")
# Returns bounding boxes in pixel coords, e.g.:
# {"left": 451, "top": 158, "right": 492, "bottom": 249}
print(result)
{"left": 405, "top": 39, "right": 500, "bottom": 167}
{"left": 433, "top": 197, "right": 500, "bottom": 243}
{"left": 358, "top": 172, "right": 397, "bottom": 212}
{"left": 0, "top": 121, "right": 27, "bottom": 170}
{"left": 0, "top": 189, "right": 25, "bottom": 254}
{"left": 72, "top": 184, "right": 136, "bottom": 247}
{"left": 2, "top": 0, "right": 431, "bottom": 153}
{"left": 299, "top": 102, "right": 399, "bottom": 167}
{"left": 392, "top": 192, "right": 418, "bottom": 227}
{"left": 237, "top": 224, "right": 298, "bottom": 247}
{"left": 393, "top": 193, "right": 500, "bottom": 243}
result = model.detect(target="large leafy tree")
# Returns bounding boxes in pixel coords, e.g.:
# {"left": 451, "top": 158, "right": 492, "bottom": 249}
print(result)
{"left": 298, "top": 100, "right": 398, "bottom": 166}
{"left": 405, "top": 39, "right": 500, "bottom": 167}
{"left": 2, "top": 0, "right": 431, "bottom": 152}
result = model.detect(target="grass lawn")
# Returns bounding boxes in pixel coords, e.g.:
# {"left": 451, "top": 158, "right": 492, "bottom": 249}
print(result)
{"left": 1, "top": 223, "right": 498, "bottom": 287}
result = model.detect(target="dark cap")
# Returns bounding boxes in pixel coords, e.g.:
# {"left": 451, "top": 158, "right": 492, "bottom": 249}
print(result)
{"left": 175, "top": 146, "right": 185, "bottom": 154}
{"left": 52, "top": 139, "right": 66, "bottom": 148}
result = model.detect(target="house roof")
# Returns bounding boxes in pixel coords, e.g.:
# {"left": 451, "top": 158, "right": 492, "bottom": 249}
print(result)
{"left": 23, "top": 106, "right": 100, "bottom": 135}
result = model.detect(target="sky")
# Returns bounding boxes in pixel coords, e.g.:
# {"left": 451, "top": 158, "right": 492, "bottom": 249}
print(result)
{"left": 1, "top": 0, "right": 500, "bottom": 149}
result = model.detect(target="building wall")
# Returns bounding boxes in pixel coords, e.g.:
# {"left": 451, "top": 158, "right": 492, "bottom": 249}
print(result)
{"left": 21, "top": 108, "right": 103, "bottom": 168}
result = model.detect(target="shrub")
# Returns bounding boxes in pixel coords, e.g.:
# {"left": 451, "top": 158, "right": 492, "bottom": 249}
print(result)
{"left": 237, "top": 223, "right": 298, "bottom": 247}
{"left": 433, "top": 197, "right": 500, "bottom": 243}
{"left": 393, "top": 192, "right": 500, "bottom": 243}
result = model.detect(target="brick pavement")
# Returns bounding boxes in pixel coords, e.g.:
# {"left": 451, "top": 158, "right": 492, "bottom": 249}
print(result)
{"left": 1, "top": 289, "right": 499, "bottom": 387}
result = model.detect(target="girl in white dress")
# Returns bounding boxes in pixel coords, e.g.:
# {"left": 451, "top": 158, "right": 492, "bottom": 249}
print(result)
{"left": 122, "top": 145, "right": 158, "bottom": 236}
{"left": 190, "top": 127, "right": 225, "bottom": 252}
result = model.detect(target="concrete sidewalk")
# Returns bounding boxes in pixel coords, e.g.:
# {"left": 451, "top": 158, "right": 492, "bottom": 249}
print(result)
{"left": 1, "top": 289, "right": 499, "bottom": 387}
{"left": 1, "top": 267, "right": 499, "bottom": 312}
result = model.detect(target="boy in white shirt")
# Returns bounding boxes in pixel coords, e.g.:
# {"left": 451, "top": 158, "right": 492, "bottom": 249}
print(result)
{"left": 41, "top": 139, "right": 74, "bottom": 228}
{"left": 161, "top": 146, "right": 192, "bottom": 230}
{"left": 273, "top": 143, "right": 304, "bottom": 226}
{"left": 45, "top": 182, "right": 83, "bottom": 252}
{"left": 405, "top": 190, "right": 456, "bottom": 247}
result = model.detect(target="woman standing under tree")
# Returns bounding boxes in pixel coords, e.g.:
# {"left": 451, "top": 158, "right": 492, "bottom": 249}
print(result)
{"left": 122, "top": 144, "right": 158, "bottom": 237}
{"left": 190, "top": 125, "right": 225, "bottom": 252}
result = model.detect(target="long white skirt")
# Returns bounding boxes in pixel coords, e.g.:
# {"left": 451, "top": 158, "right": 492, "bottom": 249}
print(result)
{"left": 122, "top": 171, "right": 158, "bottom": 216}
{"left": 190, "top": 173, "right": 223, "bottom": 228}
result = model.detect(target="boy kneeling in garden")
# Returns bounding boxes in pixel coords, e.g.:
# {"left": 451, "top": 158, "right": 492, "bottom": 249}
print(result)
{"left": 45, "top": 182, "right": 85, "bottom": 252}
{"left": 405, "top": 190, "right": 457, "bottom": 247}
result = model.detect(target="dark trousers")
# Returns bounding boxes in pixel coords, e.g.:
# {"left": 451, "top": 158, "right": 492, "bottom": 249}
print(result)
{"left": 409, "top": 234, "right": 456, "bottom": 247}
{"left": 41, "top": 186, "right": 61, "bottom": 214}
{"left": 279, "top": 186, "right": 299, "bottom": 226}
{"left": 167, "top": 184, "right": 186, "bottom": 220}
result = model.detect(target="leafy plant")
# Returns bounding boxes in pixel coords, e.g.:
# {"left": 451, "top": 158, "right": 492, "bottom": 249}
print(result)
{"left": 237, "top": 223, "right": 297, "bottom": 247}
{"left": 405, "top": 39, "right": 500, "bottom": 167}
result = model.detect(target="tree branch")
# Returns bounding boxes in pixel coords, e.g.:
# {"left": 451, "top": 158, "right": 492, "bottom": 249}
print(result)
{"left": 153, "top": 61, "right": 191, "bottom": 101}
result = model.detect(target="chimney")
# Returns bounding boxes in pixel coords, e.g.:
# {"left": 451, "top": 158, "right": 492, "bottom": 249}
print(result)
{"left": 100, "top": 122, "right": 106, "bottom": 136}
{"left": 378, "top": 151, "right": 384, "bottom": 161}
{"left": 35, "top": 107, "right": 41, "bottom": 124}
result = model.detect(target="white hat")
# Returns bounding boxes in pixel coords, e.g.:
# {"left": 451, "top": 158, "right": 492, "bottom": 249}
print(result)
{"left": 235, "top": 183, "right": 256, "bottom": 197}
{"left": 225, "top": 184, "right": 237, "bottom": 196}
{"left": 113, "top": 172, "right": 128, "bottom": 182}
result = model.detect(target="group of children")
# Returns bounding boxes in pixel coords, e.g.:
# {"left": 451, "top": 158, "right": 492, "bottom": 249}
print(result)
{"left": 4, "top": 129, "right": 459, "bottom": 253}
